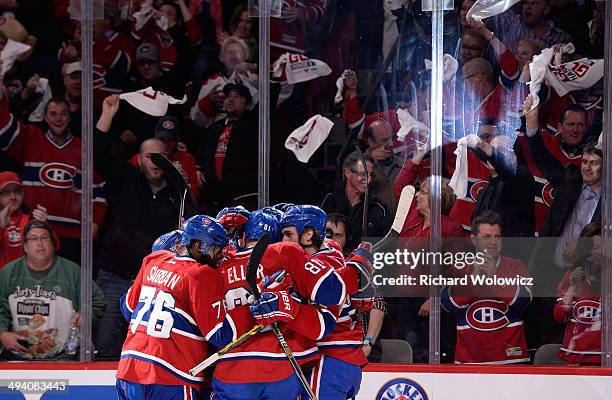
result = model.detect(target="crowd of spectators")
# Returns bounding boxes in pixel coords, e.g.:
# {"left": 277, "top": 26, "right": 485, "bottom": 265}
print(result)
{"left": 0, "top": 0, "right": 606, "bottom": 365}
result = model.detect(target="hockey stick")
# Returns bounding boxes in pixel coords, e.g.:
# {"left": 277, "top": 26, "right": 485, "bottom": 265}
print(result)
{"left": 189, "top": 323, "right": 265, "bottom": 375}
{"left": 246, "top": 236, "right": 318, "bottom": 400}
{"left": 372, "top": 185, "right": 415, "bottom": 252}
{"left": 354, "top": 145, "right": 369, "bottom": 240}
{"left": 151, "top": 152, "right": 189, "bottom": 228}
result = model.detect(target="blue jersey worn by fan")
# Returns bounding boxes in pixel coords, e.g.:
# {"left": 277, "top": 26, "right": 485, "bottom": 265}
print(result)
{"left": 116, "top": 215, "right": 249, "bottom": 400}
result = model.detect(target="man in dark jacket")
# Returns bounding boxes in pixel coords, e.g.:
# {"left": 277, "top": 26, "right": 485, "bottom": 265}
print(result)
{"left": 199, "top": 83, "right": 258, "bottom": 213}
{"left": 320, "top": 151, "right": 392, "bottom": 249}
{"left": 92, "top": 94, "right": 195, "bottom": 359}
{"left": 523, "top": 94, "right": 602, "bottom": 347}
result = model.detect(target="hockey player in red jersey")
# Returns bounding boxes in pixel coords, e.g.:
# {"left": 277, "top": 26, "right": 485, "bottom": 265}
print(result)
{"left": 213, "top": 207, "right": 342, "bottom": 399}
{"left": 279, "top": 205, "right": 373, "bottom": 399}
{"left": 116, "top": 215, "right": 244, "bottom": 400}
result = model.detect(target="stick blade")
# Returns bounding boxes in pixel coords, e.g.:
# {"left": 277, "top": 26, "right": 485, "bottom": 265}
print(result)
{"left": 246, "top": 234, "right": 271, "bottom": 298}
{"left": 151, "top": 152, "right": 188, "bottom": 193}
{"left": 391, "top": 185, "right": 415, "bottom": 233}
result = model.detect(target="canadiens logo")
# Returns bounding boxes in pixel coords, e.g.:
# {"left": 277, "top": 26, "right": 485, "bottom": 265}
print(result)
{"left": 6, "top": 226, "right": 22, "bottom": 247}
{"left": 466, "top": 299, "right": 510, "bottom": 331}
{"left": 39, "top": 163, "right": 76, "bottom": 189}
{"left": 376, "top": 378, "right": 428, "bottom": 400}
{"left": 573, "top": 300, "right": 601, "bottom": 324}
{"left": 541, "top": 181, "right": 554, "bottom": 207}
{"left": 469, "top": 180, "right": 488, "bottom": 202}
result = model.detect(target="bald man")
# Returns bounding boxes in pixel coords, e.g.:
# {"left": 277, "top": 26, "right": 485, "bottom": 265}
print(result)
{"left": 93, "top": 95, "right": 196, "bottom": 359}
{"left": 365, "top": 120, "right": 402, "bottom": 212}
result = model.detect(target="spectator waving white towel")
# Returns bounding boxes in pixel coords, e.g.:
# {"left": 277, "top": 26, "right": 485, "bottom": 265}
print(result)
{"left": 119, "top": 87, "right": 187, "bottom": 117}
{"left": 285, "top": 115, "right": 334, "bottom": 163}
{"left": 466, "top": 0, "right": 521, "bottom": 21}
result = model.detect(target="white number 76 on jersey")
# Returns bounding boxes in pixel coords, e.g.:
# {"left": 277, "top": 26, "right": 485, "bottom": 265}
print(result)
{"left": 131, "top": 286, "right": 176, "bottom": 338}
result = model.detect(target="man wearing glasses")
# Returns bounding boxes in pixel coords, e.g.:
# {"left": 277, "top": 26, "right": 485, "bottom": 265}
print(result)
{"left": 0, "top": 220, "right": 105, "bottom": 360}
{"left": 321, "top": 151, "right": 393, "bottom": 244}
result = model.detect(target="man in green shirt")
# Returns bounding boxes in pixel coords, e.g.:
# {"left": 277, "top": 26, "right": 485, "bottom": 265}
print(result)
{"left": 0, "top": 220, "right": 105, "bottom": 360}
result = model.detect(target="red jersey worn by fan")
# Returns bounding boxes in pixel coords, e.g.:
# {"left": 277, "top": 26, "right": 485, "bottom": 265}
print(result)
{"left": 215, "top": 241, "right": 344, "bottom": 384}
{"left": 118, "top": 250, "right": 239, "bottom": 392}
{"left": 0, "top": 96, "right": 107, "bottom": 239}
{"left": 271, "top": 0, "right": 327, "bottom": 57}
{"left": 0, "top": 209, "right": 29, "bottom": 268}
{"left": 441, "top": 256, "right": 532, "bottom": 364}
{"left": 554, "top": 272, "right": 601, "bottom": 365}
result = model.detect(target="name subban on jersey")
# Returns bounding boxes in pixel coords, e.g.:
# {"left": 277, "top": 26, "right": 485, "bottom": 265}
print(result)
{"left": 146, "top": 266, "right": 182, "bottom": 290}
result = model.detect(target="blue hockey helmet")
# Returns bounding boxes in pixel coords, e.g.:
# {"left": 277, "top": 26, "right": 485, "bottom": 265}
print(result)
{"left": 245, "top": 209, "right": 281, "bottom": 242}
{"left": 261, "top": 206, "right": 283, "bottom": 221}
{"left": 152, "top": 229, "right": 182, "bottom": 253}
{"left": 279, "top": 205, "right": 327, "bottom": 236}
{"left": 272, "top": 202, "right": 295, "bottom": 213}
{"left": 181, "top": 215, "right": 229, "bottom": 254}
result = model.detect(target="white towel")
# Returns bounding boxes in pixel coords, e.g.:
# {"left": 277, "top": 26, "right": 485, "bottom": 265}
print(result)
{"left": 546, "top": 57, "right": 604, "bottom": 98}
{"left": 466, "top": 0, "right": 521, "bottom": 21}
{"left": 285, "top": 115, "right": 334, "bottom": 163}
{"left": 28, "top": 78, "right": 53, "bottom": 122}
{"left": 0, "top": 39, "right": 31, "bottom": 75}
{"left": 449, "top": 135, "right": 480, "bottom": 199}
{"left": 527, "top": 43, "right": 575, "bottom": 112}
{"left": 119, "top": 87, "right": 186, "bottom": 117}
{"left": 424, "top": 54, "right": 459, "bottom": 82}
{"left": 272, "top": 52, "right": 332, "bottom": 85}
{"left": 334, "top": 69, "right": 355, "bottom": 104}
{"left": 396, "top": 108, "right": 430, "bottom": 143}
{"left": 595, "top": 132, "right": 603, "bottom": 151}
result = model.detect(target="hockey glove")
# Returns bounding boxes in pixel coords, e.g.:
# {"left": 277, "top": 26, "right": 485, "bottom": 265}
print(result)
{"left": 258, "top": 270, "right": 294, "bottom": 293}
{"left": 347, "top": 242, "right": 374, "bottom": 291}
{"left": 249, "top": 291, "right": 297, "bottom": 325}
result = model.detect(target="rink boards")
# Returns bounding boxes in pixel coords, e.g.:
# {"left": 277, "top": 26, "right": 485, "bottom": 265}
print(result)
{"left": 1, "top": 362, "right": 612, "bottom": 399}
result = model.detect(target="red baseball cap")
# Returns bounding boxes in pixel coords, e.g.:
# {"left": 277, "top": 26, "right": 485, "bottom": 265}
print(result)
{"left": 0, "top": 171, "right": 23, "bottom": 192}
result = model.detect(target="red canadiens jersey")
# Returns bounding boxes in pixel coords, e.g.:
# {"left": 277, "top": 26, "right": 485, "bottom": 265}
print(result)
{"left": 444, "top": 142, "right": 492, "bottom": 231}
{"left": 215, "top": 242, "right": 343, "bottom": 384}
{"left": 313, "top": 242, "right": 368, "bottom": 367}
{"left": 215, "top": 247, "right": 328, "bottom": 384}
{"left": 0, "top": 97, "right": 107, "bottom": 238}
{"left": 117, "top": 251, "right": 228, "bottom": 391}
{"left": 554, "top": 273, "right": 601, "bottom": 364}
{"left": 441, "top": 256, "right": 533, "bottom": 364}
{"left": 0, "top": 209, "right": 29, "bottom": 268}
